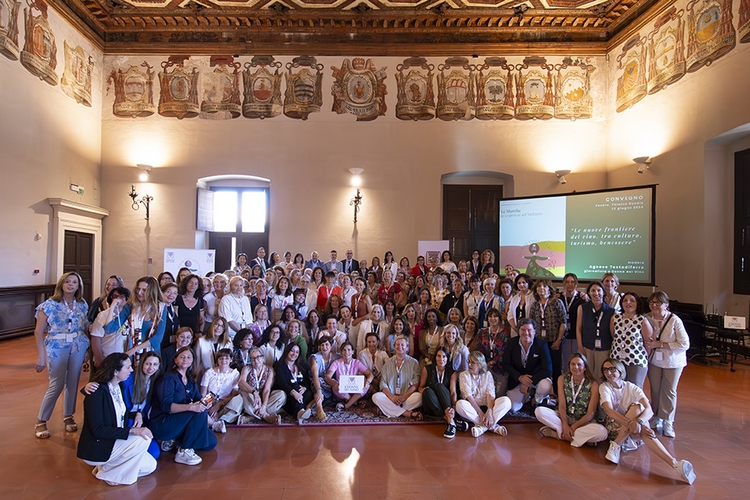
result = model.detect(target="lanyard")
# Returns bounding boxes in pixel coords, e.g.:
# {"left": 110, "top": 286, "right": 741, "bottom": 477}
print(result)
{"left": 563, "top": 292, "right": 576, "bottom": 312}
{"left": 593, "top": 305, "right": 603, "bottom": 338}
{"left": 436, "top": 368, "right": 445, "bottom": 385}
{"left": 539, "top": 300, "right": 548, "bottom": 329}
{"left": 570, "top": 377, "right": 585, "bottom": 405}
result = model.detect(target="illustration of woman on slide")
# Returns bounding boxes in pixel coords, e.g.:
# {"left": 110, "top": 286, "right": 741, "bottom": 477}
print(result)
{"left": 524, "top": 244, "right": 556, "bottom": 279}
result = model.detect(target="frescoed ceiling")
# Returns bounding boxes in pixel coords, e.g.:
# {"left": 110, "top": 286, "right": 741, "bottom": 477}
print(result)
{"left": 49, "top": 0, "right": 669, "bottom": 54}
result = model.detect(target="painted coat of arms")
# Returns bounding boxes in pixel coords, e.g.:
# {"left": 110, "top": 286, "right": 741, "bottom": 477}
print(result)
{"left": 108, "top": 62, "right": 155, "bottom": 118}
{"left": 685, "top": 0, "right": 735, "bottom": 72}
{"left": 554, "top": 57, "right": 595, "bottom": 120}
{"left": 20, "top": 0, "right": 57, "bottom": 85}
{"left": 476, "top": 57, "right": 515, "bottom": 121}
{"left": 615, "top": 36, "right": 648, "bottom": 113}
{"left": 242, "top": 55, "right": 282, "bottom": 120}
{"left": 0, "top": 0, "right": 21, "bottom": 60}
{"left": 436, "top": 57, "right": 476, "bottom": 121}
{"left": 740, "top": 0, "right": 750, "bottom": 43}
{"left": 647, "top": 8, "right": 686, "bottom": 95}
{"left": 158, "top": 56, "right": 200, "bottom": 119}
{"left": 332, "top": 58, "right": 387, "bottom": 121}
{"left": 201, "top": 56, "right": 241, "bottom": 119}
{"left": 395, "top": 56, "right": 435, "bottom": 121}
{"left": 284, "top": 56, "right": 323, "bottom": 120}
{"left": 60, "top": 41, "right": 93, "bottom": 107}
{"left": 515, "top": 57, "right": 554, "bottom": 120}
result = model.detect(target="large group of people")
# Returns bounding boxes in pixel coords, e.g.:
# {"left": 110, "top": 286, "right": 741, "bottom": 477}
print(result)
{"left": 32, "top": 247, "right": 695, "bottom": 486}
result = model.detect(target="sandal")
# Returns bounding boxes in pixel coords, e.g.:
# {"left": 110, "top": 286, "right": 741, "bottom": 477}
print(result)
{"left": 335, "top": 403, "right": 345, "bottom": 412}
{"left": 407, "top": 411, "right": 423, "bottom": 421}
{"left": 63, "top": 417, "right": 78, "bottom": 432}
{"left": 35, "top": 422, "right": 50, "bottom": 439}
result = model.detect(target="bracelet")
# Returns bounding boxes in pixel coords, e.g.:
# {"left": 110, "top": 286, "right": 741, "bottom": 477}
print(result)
{"left": 637, "top": 418, "right": 648, "bottom": 427}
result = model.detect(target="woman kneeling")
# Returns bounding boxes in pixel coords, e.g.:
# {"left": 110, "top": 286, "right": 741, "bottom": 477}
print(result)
{"left": 77, "top": 353, "right": 157, "bottom": 486}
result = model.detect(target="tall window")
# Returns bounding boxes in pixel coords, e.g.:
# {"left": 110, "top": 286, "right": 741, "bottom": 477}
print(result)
{"left": 212, "top": 188, "right": 267, "bottom": 233}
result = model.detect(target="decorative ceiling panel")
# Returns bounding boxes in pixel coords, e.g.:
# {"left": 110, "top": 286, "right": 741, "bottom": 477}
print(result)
{"left": 49, "top": 0, "right": 669, "bottom": 54}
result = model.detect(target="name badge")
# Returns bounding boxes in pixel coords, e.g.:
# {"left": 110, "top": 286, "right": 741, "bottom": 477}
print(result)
{"left": 594, "top": 339, "right": 602, "bottom": 349}
{"left": 654, "top": 351, "right": 664, "bottom": 361}
{"left": 66, "top": 333, "right": 74, "bottom": 343}
{"left": 340, "top": 375, "right": 364, "bottom": 394}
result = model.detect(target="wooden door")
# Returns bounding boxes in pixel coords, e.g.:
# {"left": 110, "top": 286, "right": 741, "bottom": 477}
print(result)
{"left": 734, "top": 147, "right": 750, "bottom": 294}
{"left": 63, "top": 230, "right": 93, "bottom": 304}
{"left": 209, "top": 233, "right": 270, "bottom": 273}
{"left": 443, "top": 185, "right": 503, "bottom": 262}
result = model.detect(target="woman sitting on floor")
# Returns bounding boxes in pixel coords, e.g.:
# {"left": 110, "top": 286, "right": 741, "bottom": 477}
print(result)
{"left": 274, "top": 343, "right": 318, "bottom": 424}
{"left": 149, "top": 347, "right": 218, "bottom": 466}
{"left": 325, "top": 341, "right": 374, "bottom": 412}
{"left": 223, "top": 347, "right": 285, "bottom": 425}
{"left": 200, "top": 348, "right": 240, "bottom": 434}
{"left": 418, "top": 346, "right": 464, "bottom": 438}
{"left": 456, "top": 351, "right": 512, "bottom": 438}
{"left": 372, "top": 336, "right": 423, "bottom": 420}
{"left": 77, "top": 353, "right": 156, "bottom": 486}
{"left": 535, "top": 352, "right": 608, "bottom": 447}
{"left": 599, "top": 358, "right": 695, "bottom": 484}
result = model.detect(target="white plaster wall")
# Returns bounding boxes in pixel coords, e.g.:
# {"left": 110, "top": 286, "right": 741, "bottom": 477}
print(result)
{"left": 0, "top": 7, "right": 103, "bottom": 287}
{"left": 100, "top": 55, "right": 609, "bottom": 287}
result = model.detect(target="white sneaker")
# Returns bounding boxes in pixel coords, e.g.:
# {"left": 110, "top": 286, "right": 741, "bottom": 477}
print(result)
{"left": 605, "top": 441, "right": 621, "bottom": 464}
{"left": 621, "top": 435, "right": 641, "bottom": 452}
{"left": 212, "top": 420, "right": 226, "bottom": 434}
{"left": 649, "top": 416, "right": 662, "bottom": 430}
{"left": 675, "top": 460, "right": 696, "bottom": 485}
{"left": 297, "top": 408, "right": 311, "bottom": 423}
{"left": 175, "top": 448, "right": 203, "bottom": 466}
{"left": 471, "top": 425, "right": 487, "bottom": 437}
{"left": 663, "top": 420, "right": 675, "bottom": 438}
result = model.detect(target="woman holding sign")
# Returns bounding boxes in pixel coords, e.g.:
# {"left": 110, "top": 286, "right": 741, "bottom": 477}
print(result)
{"left": 644, "top": 291, "right": 689, "bottom": 438}
{"left": 325, "top": 342, "right": 373, "bottom": 412}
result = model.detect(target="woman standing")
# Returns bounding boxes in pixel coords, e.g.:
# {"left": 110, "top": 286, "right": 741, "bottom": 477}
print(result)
{"left": 160, "top": 283, "right": 180, "bottom": 350}
{"left": 218, "top": 276, "right": 253, "bottom": 340}
{"left": 150, "top": 347, "right": 218, "bottom": 465}
{"left": 105, "top": 277, "right": 167, "bottom": 359}
{"left": 439, "top": 250, "right": 457, "bottom": 274}
{"left": 419, "top": 309, "right": 444, "bottom": 367}
{"left": 259, "top": 324, "right": 285, "bottom": 367}
{"left": 304, "top": 310, "right": 324, "bottom": 355}
{"left": 602, "top": 273, "right": 622, "bottom": 313}
{"left": 250, "top": 304, "right": 271, "bottom": 346}
{"left": 529, "top": 279, "right": 567, "bottom": 381}
{"left": 463, "top": 315, "right": 480, "bottom": 352}
{"left": 383, "top": 251, "right": 399, "bottom": 278}
{"left": 468, "top": 249, "right": 482, "bottom": 275}
{"left": 77, "top": 353, "right": 156, "bottom": 485}
{"left": 383, "top": 316, "right": 413, "bottom": 357}
{"left": 599, "top": 359, "right": 695, "bottom": 484}
{"left": 645, "top": 291, "right": 689, "bottom": 438}
{"left": 559, "top": 273, "right": 586, "bottom": 372}
{"left": 477, "top": 277, "right": 504, "bottom": 329}
{"left": 536, "top": 353, "right": 608, "bottom": 447}
{"left": 463, "top": 275, "right": 483, "bottom": 321}
{"left": 610, "top": 292, "right": 653, "bottom": 388}
{"left": 34, "top": 272, "right": 90, "bottom": 439}
{"left": 475, "top": 308, "right": 509, "bottom": 394}
{"left": 440, "top": 324, "right": 469, "bottom": 372}
{"left": 507, "top": 273, "right": 536, "bottom": 336}
{"left": 350, "top": 277, "right": 372, "bottom": 328}
{"left": 195, "top": 318, "right": 233, "bottom": 378}
{"left": 175, "top": 274, "right": 205, "bottom": 336}
{"left": 480, "top": 249, "right": 496, "bottom": 275}
{"left": 204, "top": 273, "right": 227, "bottom": 332}
{"left": 575, "top": 281, "right": 615, "bottom": 380}
{"left": 271, "top": 276, "right": 293, "bottom": 322}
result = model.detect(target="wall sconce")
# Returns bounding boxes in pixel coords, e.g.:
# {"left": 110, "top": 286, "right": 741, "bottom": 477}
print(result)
{"left": 129, "top": 185, "right": 154, "bottom": 220}
{"left": 349, "top": 168, "right": 364, "bottom": 223}
{"left": 633, "top": 156, "right": 652, "bottom": 174}
{"left": 555, "top": 169, "right": 571, "bottom": 185}
{"left": 136, "top": 163, "right": 152, "bottom": 181}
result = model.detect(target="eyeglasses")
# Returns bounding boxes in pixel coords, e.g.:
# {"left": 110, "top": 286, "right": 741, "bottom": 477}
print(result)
{"left": 250, "top": 356, "right": 263, "bottom": 361}
{"left": 602, "top": 366, "right": 618, "bottom": 373}
{"left": 649, "top": 301, "right": 665, "bottom": 306}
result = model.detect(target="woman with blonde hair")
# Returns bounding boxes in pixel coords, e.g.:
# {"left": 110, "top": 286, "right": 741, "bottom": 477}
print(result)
{"left": 456, "top": 351, "right": 512, "bottom": 437}
{"left": 34, "top": 272, "right": 90, "bottom": 439}
{"left": 105, "top": 276, "right": 166, "bottom": 359}
{"left": 219, "top": 276, "right": 254, "bottom": 340}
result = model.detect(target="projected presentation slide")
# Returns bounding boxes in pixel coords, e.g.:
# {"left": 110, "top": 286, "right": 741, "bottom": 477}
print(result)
{"left": 499, "top": 186, "right": 654, "bottom": 284}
